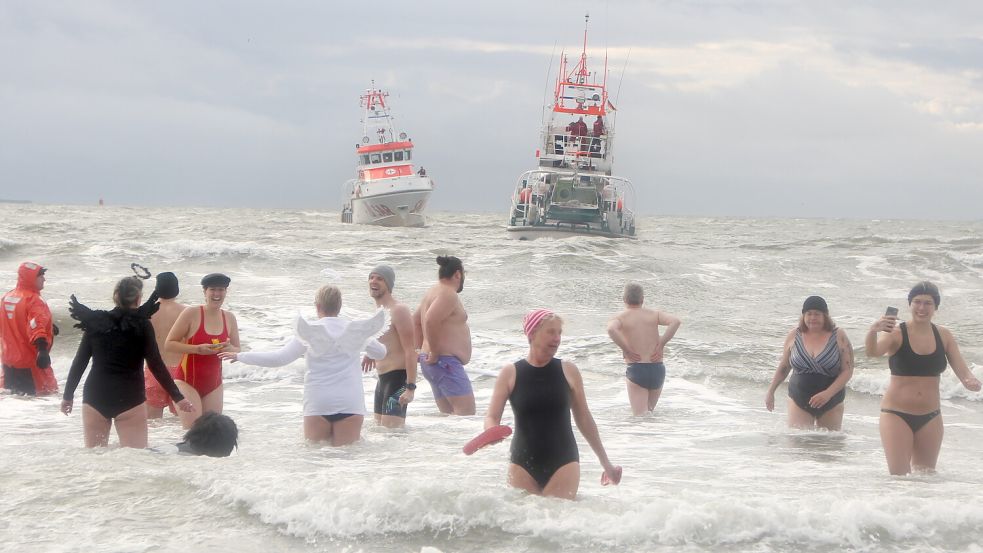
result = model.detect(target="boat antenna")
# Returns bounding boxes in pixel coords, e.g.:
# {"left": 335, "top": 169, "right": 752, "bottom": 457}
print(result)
{"left": 541, "top": 40, "right": 557, "bottom": 126}
{"left": 613, "top": 47, "right": 631, "bottom": 129}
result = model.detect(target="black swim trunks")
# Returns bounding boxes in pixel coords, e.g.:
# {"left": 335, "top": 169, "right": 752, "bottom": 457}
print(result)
{"left": 373, "top": 369, "right": 408, "bottom": 418}
{"left": 2, "top": 365, "right": 36, "bottom": 395}
{"left": 626, "top": 362, "right": 666, "bottom": 390}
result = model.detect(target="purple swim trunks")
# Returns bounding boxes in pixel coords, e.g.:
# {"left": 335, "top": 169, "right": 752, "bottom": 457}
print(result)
{"left": 418, "top": 354, "right": 473, "bottom": 399}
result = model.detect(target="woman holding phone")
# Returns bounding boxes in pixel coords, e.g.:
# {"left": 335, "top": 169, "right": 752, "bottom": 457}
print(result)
{"left": 866, "top": 281, "right": 981, "bottom": 475}
{"left": 765, "top": 296, "right": 854, "bottom": 430}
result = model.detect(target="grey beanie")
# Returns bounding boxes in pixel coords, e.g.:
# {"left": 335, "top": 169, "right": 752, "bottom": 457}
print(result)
{"left": 370, "top": 265, "right": 395, "bottom": 292}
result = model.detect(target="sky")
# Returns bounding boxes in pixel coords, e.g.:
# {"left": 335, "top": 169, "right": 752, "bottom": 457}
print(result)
{"left": 1, "top": 1, "right": 981, "bottom": 219}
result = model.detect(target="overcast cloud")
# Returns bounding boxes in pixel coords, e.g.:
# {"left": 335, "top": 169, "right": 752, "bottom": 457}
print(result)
{"left": 1, "top": 1, "right": 981, "bottom": 219}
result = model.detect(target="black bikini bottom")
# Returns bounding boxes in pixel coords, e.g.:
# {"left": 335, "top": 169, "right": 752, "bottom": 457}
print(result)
{"left": 880, "top": 408, "right": 941, "bottom": 433}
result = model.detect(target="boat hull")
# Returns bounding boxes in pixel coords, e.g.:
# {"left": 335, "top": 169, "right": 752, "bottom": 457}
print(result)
{"left": 350, "top": 189, "right": 431, "bottom": 227}
{"left": 505, "top": 223, "right": 635, "bottom": 240}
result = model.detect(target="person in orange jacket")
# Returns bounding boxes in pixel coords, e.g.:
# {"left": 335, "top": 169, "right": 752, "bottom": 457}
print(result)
{"left": 1, "top": 262, "right": 59, "bottom": 395}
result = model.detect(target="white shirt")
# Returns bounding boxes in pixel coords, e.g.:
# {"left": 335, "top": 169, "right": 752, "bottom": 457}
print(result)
{"left": 237, "top": 317, "right": 386, "bottom": 416}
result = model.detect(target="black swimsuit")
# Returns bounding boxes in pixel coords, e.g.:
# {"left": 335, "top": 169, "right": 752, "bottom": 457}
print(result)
{"left": 508, "top": 358, "right": 579, "bottom": 489}
{"left": 64, "top": 307, "right": 184, "bottom": 420}
{"left": 881, "top": 322, "right": 947, "bottom": 433}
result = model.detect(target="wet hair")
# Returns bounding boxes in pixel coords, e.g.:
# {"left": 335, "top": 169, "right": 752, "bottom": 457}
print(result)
{"left": 624, "top": 282, "right": 644, "bottom": 306}
{"left": 908, "top": 281, "right": 940, "bottom": 307}
{"left": 315, "top": 285, "right": 342, "bottom": 316}
{"left": 182, "top": 411, "right": 238, "bottom": 457}
{"left": 113, "top": 276, "right": 143, "bottom": 309}
{"left": 437, "top": 255, "right": 463, "bottom": 280}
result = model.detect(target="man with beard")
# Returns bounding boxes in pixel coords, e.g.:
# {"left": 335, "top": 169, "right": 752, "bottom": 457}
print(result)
{"left": 414, "top": 256, "right": 474, "bottom": 415}
{"left": 363, "top": 265, "right": 418, "bottom": 428}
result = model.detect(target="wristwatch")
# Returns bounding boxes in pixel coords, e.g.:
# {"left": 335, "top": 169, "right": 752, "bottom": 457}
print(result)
{"left": 405, "top": 382, "right": 417, "bottom": 391}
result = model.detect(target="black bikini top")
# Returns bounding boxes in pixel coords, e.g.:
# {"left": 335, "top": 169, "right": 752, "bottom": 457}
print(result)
{"left": 889, "top": 322, "right": 947, "bottom": 377}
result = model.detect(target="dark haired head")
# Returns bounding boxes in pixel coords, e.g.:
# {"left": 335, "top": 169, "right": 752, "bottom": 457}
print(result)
{"left": 201, "top": 273, "right": 231, "bottom": 289}
{"left": 180, "top": 411, "right": 238, "bottom": 457}
{"left": 801, "top": 295, "right": 829, "bottom": 314}
{"left": 436, "top": 256, "right": 463, "bottom": 280}
{"left": 908, "top": 281, "right": 940, "bottom": 307}
{"left": 155, "top": 272, "right": 180, "bottom": 300}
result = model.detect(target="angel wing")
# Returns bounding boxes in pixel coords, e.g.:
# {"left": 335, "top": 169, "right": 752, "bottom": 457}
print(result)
{"left": 294, "top": 309, "right": 388, "bottom": 357}
{"left": 68, "top": 294, "right": 113, "bottom": 333}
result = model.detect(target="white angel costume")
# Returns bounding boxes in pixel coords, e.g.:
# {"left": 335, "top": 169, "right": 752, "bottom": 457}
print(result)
{"left": 236, "top": 311, "right": 387, "bottom": 416}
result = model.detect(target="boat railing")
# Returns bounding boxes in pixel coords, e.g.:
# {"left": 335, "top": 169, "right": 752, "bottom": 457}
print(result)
{"left": 542, "top": 130, "right": 610, "bottom": 160}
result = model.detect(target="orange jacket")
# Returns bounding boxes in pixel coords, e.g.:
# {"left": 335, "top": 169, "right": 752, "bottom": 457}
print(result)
{"left": 0, "top": 262, "right": 58, "bottom": 394}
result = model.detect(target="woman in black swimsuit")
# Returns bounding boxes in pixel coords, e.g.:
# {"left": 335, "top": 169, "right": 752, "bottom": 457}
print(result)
{"left": 865, "top": 281, "right": 981, "bottom": 475}
{"left": 61, "top": 276, "right": 193, "bottom": 448}
{"left": 484, "top": 309, "right": 620, "bottom": 499}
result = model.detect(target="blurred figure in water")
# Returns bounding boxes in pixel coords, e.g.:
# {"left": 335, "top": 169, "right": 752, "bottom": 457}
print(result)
{"left": 176, "top": 411, "right": 238, "bottom": 457}
{"left": 484, "top": 309, "right": 620, "bottom": 499}
{"left": 866, "top": 282, "right": 980, "bottom": 475}
{"left": 766, "top": 296, "right": 854, "bottom": 431}
{"left": 608, "top": 282, "right": 682, "bottom": 415}
{"left": 144, "top": 272, "right": 187, "bottom": 419}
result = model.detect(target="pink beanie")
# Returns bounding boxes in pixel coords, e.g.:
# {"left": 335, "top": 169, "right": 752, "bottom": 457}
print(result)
{"left": 523, "top": 308, "right": 555, "bottom": 337}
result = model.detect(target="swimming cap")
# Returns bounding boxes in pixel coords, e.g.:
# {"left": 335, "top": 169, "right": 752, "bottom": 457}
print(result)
{"left": 802, "top": 295, "right": 828, "bottom": 314}
{"left": 523, "top": 308, "right": 555, "bottom": 337}
{"left": 155, "top": 272, "right": 179, "bottom": 299}
{"left": 908, "top": 281, "right": 940, "bottom": 307}
{"left": 370, "top": 265, "right": 395, "bottom": 292}
{"left": 200, "top": 273, "right": 231, "bottom": 288}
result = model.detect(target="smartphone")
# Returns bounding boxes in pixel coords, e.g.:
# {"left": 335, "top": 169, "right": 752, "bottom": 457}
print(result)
{"left": 885, "top": 306, "right": 899, "bottom": 317}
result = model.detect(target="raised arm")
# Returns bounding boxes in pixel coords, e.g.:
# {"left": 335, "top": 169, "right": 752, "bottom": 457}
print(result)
{"left": 563, "top": 360, "right": 618, "bottom": 477}
{"left": 484, "top": 363, "right": 515, "bottom": 430}
{"left": 765, "top": 330, "right": 795, "bottom": 411}
{"left": 940, "top": 326, "right": 982, "bottom": 391}
{"left": 234, "top": 337, "right": 306, "bottom": 368}
{"left": 865, "top": 314, "right": 901, "bottom": 358}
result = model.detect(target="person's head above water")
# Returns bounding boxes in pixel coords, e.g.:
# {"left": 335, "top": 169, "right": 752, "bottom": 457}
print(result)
{"left": 113, "top": 276, "right": 143, "bottom": 309}
{"left": 436, "top": 256, "right": 464, "bottom": 292}
{"left": 908, "top": 281, "right": 940, "bottom": 308}
{"left": 179, "top": 411, "right": 238, "bottom": 457}
{"left": 315, "top": 284, "right": 342, "bottom": 317}
{"left": 369, "top": 265, "right": 395, "bottom": 293}
{"left": 623, "top": 282, "right": 644, "bottom": 306}
{"left": 155, "top": 272, "right": 179, "bottom": 300}
{"left": 200, "top": 273, "right": 231, "bottom": 289}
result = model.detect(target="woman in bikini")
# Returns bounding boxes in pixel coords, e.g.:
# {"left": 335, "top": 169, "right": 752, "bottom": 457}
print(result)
{"left": 484, "top": 309, "right": 620, "bottom": 499}
{"left": 765, "top": 296, "right": 854, "bottom": 430}
{"left": 866, "top": 281, "right": 981, "bottom": 475}
{"left": 165, "top": 273, "right": 240, "bottom": 429}
{"left": 61, "top": 276, "right": 193, "bottom": 447}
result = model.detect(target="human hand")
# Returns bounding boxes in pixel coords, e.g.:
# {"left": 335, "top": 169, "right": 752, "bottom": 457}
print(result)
{"left": 175, "top": 399, "right": 194, "bottom": 413}
{"left": 217, "top": 352, "right": 238, "bottom": 363}
{"left": 361, "top": 356, "right": 376, "bottom": 373}
{"left": 624, "top": 350, "right": 642, "bottom": 363}
{"left": 963, "top": 375, "right": 982, "bottom": 392}
{"left": 60, "top": 399, "right": 73, "bottom": 415}
{"left": 872, "top": 315, "right": 897, "bottom": 333}
{"left": 399, "top": 388, "right": 415, "bottom": 406}
{"left": 195, "top": 344, "right": 219, "bottom": 355}
{"left": 765, "top": 391, "right": 775, "bottom": 412}
{"left": 36, "top": 349, "right": 51, "bottom": 369}
{"left": 601, "top": 464, "right": 623, "bottom": 486}
{"left": 809, "top": 390, "right": 831, "bottom": 409}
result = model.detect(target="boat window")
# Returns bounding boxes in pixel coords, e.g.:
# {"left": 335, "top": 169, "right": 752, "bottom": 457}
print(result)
{"left": 370, "top": 153, "right": 381, "bottom": 163}
{"left": 394, "top": 151, "right": 404, "bottom": 161}
{"left": 405, "top": 150, "right": 412, "bottom": 160}
{"left": 383, "top": 152, "right": 393, "bottom": 162}
{"left": 360, "top": 155, "right": 370, "bottom": 165}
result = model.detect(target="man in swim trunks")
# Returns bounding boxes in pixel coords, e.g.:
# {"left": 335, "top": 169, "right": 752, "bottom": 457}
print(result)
{"left": 1, "top": 262, "right": 58, "bottom": 396}
{"left": 607, "top": 282, "right": 682, "bottom": 415}
{"left": 413, "top": 255, "right": 474, "bottom": 415}
{"left": 363, "top": 265, "right": 418, "bottom": 428}
{"left": 145, "top": 272, "right": 187, "bottom": 418}
{"left": 165, "top": 273, "right": 240, "bottom": 429}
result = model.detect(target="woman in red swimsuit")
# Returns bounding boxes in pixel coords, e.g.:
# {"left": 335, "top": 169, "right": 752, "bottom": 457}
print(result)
{"left": 165, "top": 273, "right": 240, "bottom": 429}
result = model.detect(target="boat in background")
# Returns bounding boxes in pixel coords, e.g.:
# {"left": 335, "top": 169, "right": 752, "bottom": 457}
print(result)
{"left": 507, "top": 15, "right": 637, "bottom": 239}
{"left": 341, "top": 83, "right": 433, "bottom": 227}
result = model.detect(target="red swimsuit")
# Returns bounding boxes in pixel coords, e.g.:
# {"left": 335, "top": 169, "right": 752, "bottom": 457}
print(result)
{"left": 172, "top": 307, "right": 228, "bottom": 397}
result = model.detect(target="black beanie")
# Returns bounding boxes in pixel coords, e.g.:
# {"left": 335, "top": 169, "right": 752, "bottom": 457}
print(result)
{"left": 155, "top": 272, "right": 180, "bottom": 299}
{"left": 802, "top": 295, "right": 829, "bottom": 314}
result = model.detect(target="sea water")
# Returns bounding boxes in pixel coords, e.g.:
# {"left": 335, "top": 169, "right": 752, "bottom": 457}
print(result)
{"left": 1, "top": 204, "right": 982, "bottom": 553}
